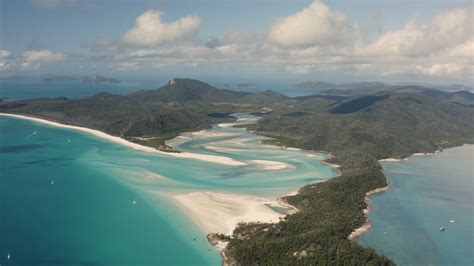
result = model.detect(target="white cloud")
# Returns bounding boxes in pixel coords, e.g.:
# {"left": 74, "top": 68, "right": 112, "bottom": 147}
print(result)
{"left": 285, "top": 64, "right": 312, "bottom": 75}
{"left": 20, "top": 62, "right": 40, "bottom": 70}
{"left": 117, "top": 62, "right": 141, "bottom": 71}
{"left": 123, "top": 10, "right": 202, "bottom": 46}
{"left": 0, "top": 50, "right": 12, "bottom": 71}
{"left": 447, "top": 39, "right": 474, "bottom": 58}
{"left": 364, "top": 6, "right": 473, "bottom": 57}
{"left": 22, "top": 50, "right": 65, "bottom": 62}
{"left": 264, "top": 0, "right": 361, "bottom": 49}
{"left": 0, "top": 50, "right": 11, "bottom": 59}
{"left": 417, "top": 63, "right": 473, "bottom": 77}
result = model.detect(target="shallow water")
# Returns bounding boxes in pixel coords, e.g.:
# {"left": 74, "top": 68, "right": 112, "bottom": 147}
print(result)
{"left": 358, "top": 145, "right": 474, "bottom": 265}
{"left": 0, "top": 113, "right": 336, "bottom": 265}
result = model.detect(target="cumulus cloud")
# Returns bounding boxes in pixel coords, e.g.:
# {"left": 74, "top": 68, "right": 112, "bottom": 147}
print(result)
{"left": 447, "top": 39, "right": 474, "bottom": 58}
{"left": 417, "top": 63, "right": 473, "bottom": 77}
{"left": 264, "top": 0, "right": 361, "bottom": 49}
{"left": 22, "top": 50, "right": 65, "bottom": 62}
{"left": 123, "top": 10, "right": 202, "bottom": 46}
{"left": 0, "top": 50, "right": 11, "bottom": 59}
{"left": 0, "top": 50, "right": 12, "bottom": 71}
{"left": 364, "top": 5, "right": 473, "bottom": 57}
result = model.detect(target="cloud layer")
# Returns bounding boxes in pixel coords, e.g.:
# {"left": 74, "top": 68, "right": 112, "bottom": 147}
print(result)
{"left": 265, "top": 0, "right": 361, "bottom": 49}
{"left": 3, "top": 1, "right": 473, "bottom": 81}
{"left": 123, "top": 10, "right": 202, "bottom": 46}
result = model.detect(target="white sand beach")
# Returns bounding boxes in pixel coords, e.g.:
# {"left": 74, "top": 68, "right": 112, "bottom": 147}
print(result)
{"left": 174, "top": 191, "right": 297, "bottom": 235}
{"left": 0, "top": 113, "right": 246, "bottom": 166}
{"left": 251, "top": 160, "right": 291, "bottom": 170}
{"left": 379, "top": 158, "right": 408, "bottom": 162}
{"left": 412, "top": 151, "right": 440, "bottom": 156}
{"left": 191, "top": 130, "right": 235, "bottom": 137}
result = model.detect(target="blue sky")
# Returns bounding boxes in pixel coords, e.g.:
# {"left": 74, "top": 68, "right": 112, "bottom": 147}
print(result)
{"left": 0, "top": 0, "right": 472, "bottom": 83}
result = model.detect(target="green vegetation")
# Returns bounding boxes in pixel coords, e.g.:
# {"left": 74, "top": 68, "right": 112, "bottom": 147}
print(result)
{"left": 225, "top": 93, "right": 474, "bottom": 265}
{"left": 0, "top": 79, "right": 267, "bottom": 149}
{"left": 1, "top": 78, "right": 473, "bottom": 265}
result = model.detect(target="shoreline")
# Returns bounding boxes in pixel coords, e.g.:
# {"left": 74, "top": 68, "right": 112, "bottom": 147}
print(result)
{"left": 348, "top": 148, "right": 449, "bottom": 241}
{"left": 2, "top": 112, "right": 356, "bottom": 263}
{"left": 172, "top": 191, "right": 298, "bottom": 236}
{"left": 0, "top": 113, "right": 246, "bottom": 166}
{"left": 347, "top": 183, "right": 390, "bottom": 241}
{"left": 2, "top": 112, "right": 307, "bottom": 252}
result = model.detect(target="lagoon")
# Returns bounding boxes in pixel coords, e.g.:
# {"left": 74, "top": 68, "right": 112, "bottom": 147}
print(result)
{"left": 0, "top": 113, "right": 336, "bottom": 265}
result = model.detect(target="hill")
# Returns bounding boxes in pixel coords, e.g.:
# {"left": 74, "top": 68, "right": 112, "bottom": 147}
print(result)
{"left": 0, "top": 78, "right": 268, "bottom": 149}
{"left": 224, "top": 92, "right": 474, "bottom": 264}
{"left": 2, "top": 78, "right": 473, "bottom": 265}
{"left": 290, "top": 80, "right": 336, "bottom": 90}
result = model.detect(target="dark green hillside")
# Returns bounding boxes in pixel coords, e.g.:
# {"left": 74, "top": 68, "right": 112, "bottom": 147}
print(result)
{"left": 0, "top": 79, "right": 265, "bottom": 149}
{"left": 2, "top": 78, "right": 473, "bottom": 265}
{"left": 225, "top": 93, "right": 474, "bottom": 265}
{"left": 132, "top": 78, "right": 240, "bottom": 102}
{"left": 328, "top": 94, "right": 390, "bottom": 114}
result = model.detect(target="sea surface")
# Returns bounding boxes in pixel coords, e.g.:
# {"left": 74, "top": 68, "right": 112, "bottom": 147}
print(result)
{"left": 0, "top": 79, "right": 319, "bottom": 100}
{"left": 0, "top": 80, "right": 158, "bottom": 100}
{"left": 358, "top": 145, "right": 474, "bottom": 265}
{"left": 0, "top": 113, "right": 337, "bottom": 265}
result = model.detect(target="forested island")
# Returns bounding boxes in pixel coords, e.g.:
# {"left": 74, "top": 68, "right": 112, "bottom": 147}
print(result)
{"left": 1, "top": 78, "right": 473, "bottom": 265}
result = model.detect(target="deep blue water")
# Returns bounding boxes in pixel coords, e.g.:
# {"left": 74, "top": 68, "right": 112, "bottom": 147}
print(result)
{"left": 358, "top": 145, "right": 474, "bottom": 265}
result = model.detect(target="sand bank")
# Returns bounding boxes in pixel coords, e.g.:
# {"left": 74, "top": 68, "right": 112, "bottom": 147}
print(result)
{"left": 0, "top": 113, "right": 246, "bottom": 166}
{"left": 174, "top": 191, "right": 297, "bottom": 235}
{"left": 379, "top": 158, "right": 408, "bottom": 162}
{"left": 251, "top": 160, "right": 291, "bottom": 170}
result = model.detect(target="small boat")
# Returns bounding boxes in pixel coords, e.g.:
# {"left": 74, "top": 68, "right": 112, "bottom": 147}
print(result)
{"left": 51, "top": 181, "right": 55, "bottom": 185}
{"left": 132, "top": 199, "right": 137, "bottom": 204}
{"left": 7, "top": 252, "right": 10, "bottom": 260}
{"left": 449, "top": 220, "right": 455, "bottom": 223}
{"left": 67, "top": 139, "right": 71, "bottom": 143}
{"left": 439, "top": 226, "right": 445, "bottom": 231}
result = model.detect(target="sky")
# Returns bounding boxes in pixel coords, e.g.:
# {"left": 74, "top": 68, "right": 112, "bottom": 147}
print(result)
{"left": 0, "top": 0, "right": 472, "bottom": 84}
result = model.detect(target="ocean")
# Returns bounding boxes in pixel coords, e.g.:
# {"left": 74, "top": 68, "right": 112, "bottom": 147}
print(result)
{"left": 358, "top": 145, "right": 474, "bottom": 265}
{"left": 0, "top": 113, "right": 337, "bottom": 265}
{"left": 0, "top": 78, "right": 319, "bottom": 100}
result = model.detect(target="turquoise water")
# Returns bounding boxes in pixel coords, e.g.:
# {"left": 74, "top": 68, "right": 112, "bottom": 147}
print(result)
{"left": 0, "top": 113, "right": 336, "bottom": 265}
{"left": 358, "top": 145, "right": 474, "bottom": 265}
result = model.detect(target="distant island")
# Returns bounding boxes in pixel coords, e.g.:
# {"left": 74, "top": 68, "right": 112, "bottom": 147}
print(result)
{"left": 82, "top": 75, "right": 120, "bottom": 84}
{"left": 237, "top": 83, "right": 257, "bottom": 89}
{"left": 1, "top": 78, "right": 473, "bottom": 265}
{"left": 0, "top": 74, "right": 120, "bottom": 84}
{"left": 290, "top": 80, "right": 336, "bottom": 90}
{"left": 291, "top": 80, "right": 473, "bottom": 98}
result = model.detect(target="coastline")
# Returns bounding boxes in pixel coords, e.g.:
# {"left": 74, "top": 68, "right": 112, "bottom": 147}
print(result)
{"left": 172, "top": 191, "right": 298, "bottom": 236}
{"left": 347, "top": 183, "right": 390, "bottom": 241}
{"left": 1, "top": 112, "right": 307, "bottom": 254}
{"left": 2, "top": 112, "right": 358, "bottom": 263}
{"left": 0, "top": 113, "right": 246, "bottom": 166}
{"left": 348, "top": 149, "right": 446, "bottom": 241}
